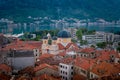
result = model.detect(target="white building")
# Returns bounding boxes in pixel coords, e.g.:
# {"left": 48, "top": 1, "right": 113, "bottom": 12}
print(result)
{"left": 82, "top": 31, "right": 120, "bottom": 43}
{"left": 82, "top": 34, "right": 106, "bottom": 43}
{"left": 59, "top": 62, "right": 74, "bottom": 80}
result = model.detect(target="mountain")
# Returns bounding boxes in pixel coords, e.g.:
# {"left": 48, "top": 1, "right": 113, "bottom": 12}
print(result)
{"left": 0, "top": 0, "right": 120, "bottom": 21}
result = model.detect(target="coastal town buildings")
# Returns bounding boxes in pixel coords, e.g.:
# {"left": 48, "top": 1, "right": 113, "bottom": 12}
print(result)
{"left": 0, "top": 30, "right": 120, "bottom": 80}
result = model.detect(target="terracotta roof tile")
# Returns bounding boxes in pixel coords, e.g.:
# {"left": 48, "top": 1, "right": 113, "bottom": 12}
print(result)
{"left": 0, "top": 64, "right": 12, "bottom": 73}
{"left": 39, "top": 54, "right": 54, "bottom": 60}
{"left": 61, "top": 57, "right": 74, "bottom": 64}
{"left": 73, "top": 74, "right": 86, "bottom": 80}
{"left": 91, "top": 61, "right": 120, "bottom": 77}
{"left": 2, "top": 41, "right": 42, "bottom": 51}
{"left": 0, "top": 73, "right": 11, "bottom": 80}
{"left": 57, "top": 51, "right": 66, "bottom": 57}
{"left": 34, "top": 63, "right": 58, "bottom": 72}
{"left": 80, "top": 48, "right": 95, "bottom": 53}
{"left": 74, "top": 57, "right": 95, "bottom": 70}
{"left": 57, "top": 43, "right": 65, "bottom": 50}
{"left": 33, "top": 74, "right": 61, "bottom": 80}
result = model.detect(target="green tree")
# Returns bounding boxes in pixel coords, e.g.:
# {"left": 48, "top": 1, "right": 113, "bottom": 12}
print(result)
{"left": 117, "top": 46, "right": 120, "bottom": 52}
{"left": 76, "top": 29, "right": 82, "bottom": 40}
{"left": 96, "top": 42, "right": 107, "bottom": 48}
{"left": 91, "top": 45, "right": 95, "bottom": 48}
{"left": 118, "top": 42, "right": 120, "bottom": 46}
{"left": 80, "top": 40, "right": 87, "bottom": 45}
{"left": 34, "top": 35, "right": 41, "bottom": 41}
{"left": 71, "top": 39, "right": 77, "bottom": 43}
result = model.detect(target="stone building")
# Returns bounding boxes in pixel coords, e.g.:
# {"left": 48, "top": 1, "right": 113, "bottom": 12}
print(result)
{"left": 42, "top": 30, "right": 78, "bottom": 55}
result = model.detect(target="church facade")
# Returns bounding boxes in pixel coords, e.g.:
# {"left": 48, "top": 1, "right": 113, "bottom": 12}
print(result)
{"left": 41, "top": 30, "right": 78, "bottom": 55}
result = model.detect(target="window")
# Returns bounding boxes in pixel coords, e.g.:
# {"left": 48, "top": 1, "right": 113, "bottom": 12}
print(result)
{"left": 71, "top": 72, "right": 73, "bottom": 75}
{"left": 66, "top": 77, "right": 67, "bottom": 80}
{"left": 71, "top": 78, "right": 73, "bottom": 80}
{"left": 63, "top": 76, "right": 64, "bottom": 79}
{"left": 60, "top": 65, "right": 62, "bottom": 68}
{"left": 66, "top": 72, "right": 67, "bottom": 75}
{"left": 63, "top": 71, "right": 65, "bottom": 74}
{"left": 66, "top": 67, "right": 67, "bottom": 69}
{"left": 91, "top": 74, "right": 93, "bottom": 78}
{"left": 71, "top": 66, "right": 73, "bottom": 69}
{"left": 36, "top": 49, "right": 37, "bottom": 52}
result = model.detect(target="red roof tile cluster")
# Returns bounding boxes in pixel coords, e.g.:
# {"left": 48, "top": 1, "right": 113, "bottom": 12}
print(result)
{"left": 57, "top": 51, "right": 66, "bottom": 57}
{"left": 96, "top": 50, "right": 119, "bottom": 61}
{"left": 73, "top": 74, "right": 86, "bottom": 80}
{"left": 74, "top": 57, "right": 95, "bottom": 70}
{"left": 34, "top": 63, "right": 58, "bottom": 72}
{"left": 57, "top": 42, "right": 79, "bottom": 51}
{"left": 0, "top": 73, "right": 11, "bottom": 80}
{"left": 0, "top": 64, "right": 12, "bottom": 73}
{"left": 33, "top": 74, "right": 61, "bottom": 80}
{"left": 80, "top": 48, "right": 95, "bottom": 53}
{"left": 91, "top": 61, "right": 120, "bottom": 77}
{"left": 36, "top": 56, "right": 62, "bottom": 66}
{"left": 61, "top": 57, "right": 74, "bottom": 64}
{"left": 38, "top": 54, "right": 54, "bottom": 60}
{"left": 2, "top": 40, "right": 42, "bottom": 51}
{"left": 19, "top": 66, "right": 34, "bottom": 75}
{"left": 57, "top": 43, "right": 65, "bottom": 50}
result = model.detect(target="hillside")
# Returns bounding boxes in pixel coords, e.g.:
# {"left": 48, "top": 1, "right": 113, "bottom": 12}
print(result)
{"left": 0, "top": 0, "right": 120, "bottom": 21}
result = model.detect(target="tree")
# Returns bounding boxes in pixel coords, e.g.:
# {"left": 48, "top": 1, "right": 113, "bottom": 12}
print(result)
{"left": 118, "top": 42, "right": 120, "bottom": 46}
{"left": 80, "top": 40, "right": 87, "bottom": 45}
{"left": 96, "top": 42, "right": 107, "bottom": 48}
{"left": 76, "top": 29, "right": 82, "bottom": 40}
{"left": 34, "top": 35, "right": 41, "bottom": 41}
{"left": 71, "top": 39, "right": 77, "bottom": 43}
{"left": 117, "top": 46, "right": 120, "bottom": 52}
{"left": 91, "top": 45, "right": 95, "bottom": 48}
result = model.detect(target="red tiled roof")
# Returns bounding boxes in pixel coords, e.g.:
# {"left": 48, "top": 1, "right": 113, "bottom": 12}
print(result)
{"left": 34, "top": 63, "right": 58, "bottom": 72}
{"left": 91, "top": 61, "right": 120, "bottom": 77}
{"left": 0, "top": 64, "right": 12, "bottom": 73}
{"left": 57, "top": 51, "right": 66, "bottom": 57}
{"left": 39, "top": 54, "right": 54, "bottom": 60}
{"left": 33, "top": 74, "right": 61, "bottom": 80}
{"left": 80, "top": 48, "right": 95, "bottom": 53}
{"left": 57, "top": 43, "right": 65, "bottom": 50}
{"left": 66, "top": 43, "right": 78, "bottom": 49}
{"left": 96, "top": 50, "right": 119, "bottom": 61}
{"left": 57, "top": 42, "right": 79, "bottom": 51}
{"left": 61, "top": 57, "right": 74, "bottom": 64}
{"left": 0, "top": 73, "right": 11, "bottom": 80}
{"left": 73, "top": 74, "right": 86, "bottom": 80}
{"left": 74, "top": 57, "right": 95, "bottom": 70}
{"left": 2, "top": 40, "right": 42, "bottom": 51}
{"left": 19, "top": 66, "right": 34, "bottom": 75}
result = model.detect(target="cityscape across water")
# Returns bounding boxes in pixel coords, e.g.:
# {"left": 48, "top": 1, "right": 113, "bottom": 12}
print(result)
{"left": 0, "top": 24, "right": 120, "bottom": 34}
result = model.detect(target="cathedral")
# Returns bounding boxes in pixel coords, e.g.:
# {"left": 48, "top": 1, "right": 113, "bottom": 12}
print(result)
{"left": 41, "top": 30, "right": 78, "bottom": 55}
